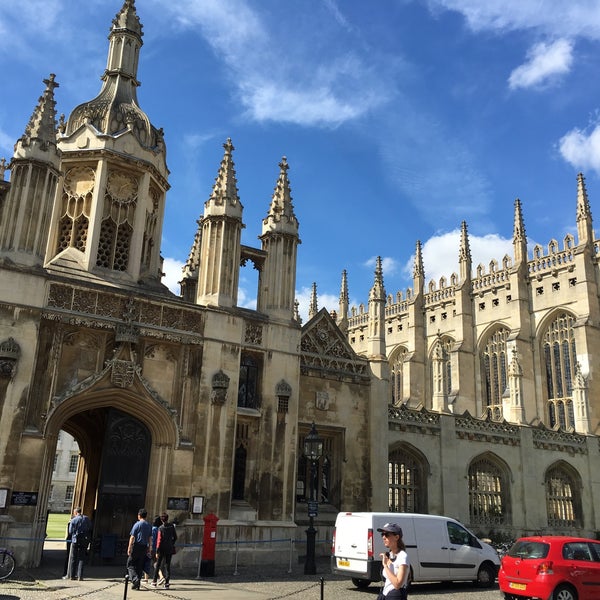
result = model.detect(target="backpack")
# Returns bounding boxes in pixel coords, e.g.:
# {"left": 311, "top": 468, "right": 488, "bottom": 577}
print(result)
{"left": 157, "top": 523, "right": 177, "bottom": 554}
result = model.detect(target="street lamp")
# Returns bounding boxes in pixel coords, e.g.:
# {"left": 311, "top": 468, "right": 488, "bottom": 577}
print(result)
{"left": 303, "top": 422, "right": 323, "bottom": 575}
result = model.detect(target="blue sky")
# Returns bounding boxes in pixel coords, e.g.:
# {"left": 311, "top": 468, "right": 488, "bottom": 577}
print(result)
{"left": 2, "top": 1, "right": 600, "bottom": 321}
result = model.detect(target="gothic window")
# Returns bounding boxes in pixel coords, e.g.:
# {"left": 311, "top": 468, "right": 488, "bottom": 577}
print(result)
{"left": 296, "top": 426, "right": 341, "bottom": 508}
{"left": 543, "top": 312, "right": 577, "bottom": 428}
{"left": 481, "top": 327, "right": 510, "bottom": 419}
{"left": 56, "top": 166, "right": 94, "bottom": 255}
{"left": 468, "top": 454, "right": 509, "bottom": 526}
{"left": 238, "top": 353, "right": 261, "bottom": 409}
{"left": 390, "top": 347, "right": 408, "bottom": 406}
{"left": 96, "top": 170, "right": 138, "bottom": 271}
{"left": 388, "top": 445, "right": 427, "bottom": 513}
{"left": 545, "top": 462, "right": 582, "bottom": 528}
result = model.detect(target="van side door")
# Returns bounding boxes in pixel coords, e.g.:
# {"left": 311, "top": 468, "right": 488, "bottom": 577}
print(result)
{"left": 446, "top": 521, "right": 480, "bottom": 580}
{"left": 412, "top": 518, "right": 450, "bottom": 581}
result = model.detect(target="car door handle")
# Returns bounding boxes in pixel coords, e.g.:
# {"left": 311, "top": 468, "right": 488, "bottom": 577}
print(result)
{"left": 449, "top": 548, "right": 456, "bottom": 551}
{"left": 441, "top": 547, "right": 448, "bottom": 550}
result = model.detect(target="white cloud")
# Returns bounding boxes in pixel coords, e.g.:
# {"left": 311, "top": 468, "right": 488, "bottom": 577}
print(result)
{"left": 153, "top": 0, "right": 391, "bottom": 127}
{"left": 161, "top": 257, "right": 184, "bottom": 294}
{"left": 403, "top": 228, "right": 514, "bottom": 284}
{"left": 558, "top": 122, "right": 600, "bottom": 175}
{"left": 509, "top": 39, "right": 573, "bottom": 89}
{"left": 427, "top": 1, "right": 600, "bottom": 39}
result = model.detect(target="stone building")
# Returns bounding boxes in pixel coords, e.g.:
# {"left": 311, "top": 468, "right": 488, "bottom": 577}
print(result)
{"left": 1, "top": 0, "right": 599, "bottom": 572}
{"left": 0, "top": 0, "right": 374, "bottom": 568}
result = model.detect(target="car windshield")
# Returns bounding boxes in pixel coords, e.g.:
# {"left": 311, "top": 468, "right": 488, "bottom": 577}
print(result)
{"left": 507, "top": 541, "right": 549, "bottom": 559}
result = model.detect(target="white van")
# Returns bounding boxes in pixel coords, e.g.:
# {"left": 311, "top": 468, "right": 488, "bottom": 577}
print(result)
{"left": 331, "top": 512, "right": 499, "bottom": 588}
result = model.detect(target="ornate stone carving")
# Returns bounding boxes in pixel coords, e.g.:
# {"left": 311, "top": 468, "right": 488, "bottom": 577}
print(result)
{"left": 0, "top": 337, "right": 20, "bottom": 378}
{"left": 211, "top": 369, "right": 230, "bottom": 405}
{"left": 109, "top": 358, "right": 139, "bottom": 388}
{"left": 244, "top": 322, "right": 263, "bottom": 345}
{"left": 276, "top": 379, "right": 292, "bottom": 398}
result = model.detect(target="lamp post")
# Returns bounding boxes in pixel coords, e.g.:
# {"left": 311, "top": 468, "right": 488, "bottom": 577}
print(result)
{"left": 303, "top": 422, "right": 323, "bottom": 575}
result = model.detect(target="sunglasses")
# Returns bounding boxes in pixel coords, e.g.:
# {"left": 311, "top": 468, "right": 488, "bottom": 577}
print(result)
{"left": 381, "top": 532, "right": 396, "bottom": 537}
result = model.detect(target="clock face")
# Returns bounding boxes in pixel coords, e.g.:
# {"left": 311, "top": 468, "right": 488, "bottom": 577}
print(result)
{"left": 64, "top": 166, "right": 95, "bottom": 197}
{"left": 108, "top": 171, "right": 137, "bottom": 202}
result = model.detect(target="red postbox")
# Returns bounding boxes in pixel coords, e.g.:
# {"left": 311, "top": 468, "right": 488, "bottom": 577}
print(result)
{"left": 200, "top": 513, "right": 219, "bottom": 576}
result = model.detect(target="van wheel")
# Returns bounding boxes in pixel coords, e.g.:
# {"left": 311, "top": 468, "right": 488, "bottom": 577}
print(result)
{"left": 475, "top": 563, "right": 495, "bottom": 587}
{"left": 351, "top": 578, "right": 371, "bottom": 589}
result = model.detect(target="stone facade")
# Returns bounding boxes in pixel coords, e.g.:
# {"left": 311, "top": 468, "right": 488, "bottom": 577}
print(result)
{"left": 1, "top": 0, "right": 600, "bottom": 573}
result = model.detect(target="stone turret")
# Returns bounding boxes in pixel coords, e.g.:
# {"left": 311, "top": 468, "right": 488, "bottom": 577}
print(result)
{"left": 308, "top": 282, "right": 318, "bottom": 320}
{"left": 576, "top": 172, "right": 593, "bottom": 248}
{"left": 196, "top": 139, "right": 244, "bottom": 307}
{"left": 367, "top": 256, "right": 386, "bottom": 359}
{"left": 258, "top": 157, "right": 300, "bottom": 319}
{"left": 46, "top": 0, "right": 169, "bottom": 288}
{"left": 0, "top": 75, "right": 62, "bottom": 266}
{"left": 337, "top": 270, "right": 349, "bottom": 334}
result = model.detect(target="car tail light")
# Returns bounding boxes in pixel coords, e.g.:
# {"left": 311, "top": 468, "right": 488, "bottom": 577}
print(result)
{"left": 537, "top": 561, "right": 554, "bottom": 575}
{"left": 332, "top": 528, "right": 336, "bottom": 555}
{"left": 368, "top": 528, "right": 373, "bottom": 559}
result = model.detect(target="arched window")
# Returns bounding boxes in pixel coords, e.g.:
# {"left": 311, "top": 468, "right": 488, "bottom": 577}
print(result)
{"left": 390, "top": 347, "right": 407, "bottom": 406}
{"left": 481, "top": 328, "right": 510, "bottom": 419}
{"left": 543, "top": 313, "right": 577, "bottom": 428}
{"left": 238, "top": 353, "right": 261, "bottom": 409}
{"left": 468, "top": 454, "right": 509, "bottom": 526}
{"left": 545, "top": 462, "right": 582, "bottom": 528}
{"left": 388, "top": 445, "right": 428, "bottom": 513}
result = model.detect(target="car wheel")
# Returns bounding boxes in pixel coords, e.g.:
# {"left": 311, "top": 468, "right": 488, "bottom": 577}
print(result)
{"left": 351, "top": 578, "right": 371, "bottom": 589}
{"left": 475, "top": 563, "right": 496, "bottom": 587}
{"left": 553, "top": 584, "right": 577, "bottom": 600}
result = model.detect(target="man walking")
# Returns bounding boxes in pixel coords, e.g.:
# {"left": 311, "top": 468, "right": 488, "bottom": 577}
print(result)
{"left": 68, "top": 507, "right": 92, "bottom": 581}
{"left": 151, "top": 512, "right": 177, "bottom": 589}
{"left": 127, "top": 508, "right": 152, "bottom": 590}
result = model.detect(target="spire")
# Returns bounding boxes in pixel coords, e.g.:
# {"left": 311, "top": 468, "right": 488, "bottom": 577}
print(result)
{"left": 206, "top": 138, "right": 242, "bottom": 215}
{"left": 337, "top": 270, "right": 349, "bottom": 331}
{"left": 576, "top": 172, "right": 593, "bottom": 247}
{"left": 13, "top": 74, "right": 60, "bottom": 164}
{"left": 262, "top": 156, "right": 298, "bottom": 235}
{"left": 367, "top": 257, "right": 386, "bottom": 358}
{"left": 369, "top": 256, "right": 386, "bottom": 301}
{"left": 512, "top": 198, "right": 528, "bottom": 265}
{"left": 459, "top": 221, "right": 472, "bottom": 282}
{"left": 308, "top": 282, "right": 318, "bottom": 320}
{"left": 413, "top": 240, "right": 424, "bottom": 294}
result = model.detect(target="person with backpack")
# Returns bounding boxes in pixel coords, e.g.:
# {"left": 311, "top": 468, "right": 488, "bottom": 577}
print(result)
{"left": 68, "top": 507, "right": 92, "bottom": 581}
{"left": 151, "top": 512, "right": 177, "bottom": 589}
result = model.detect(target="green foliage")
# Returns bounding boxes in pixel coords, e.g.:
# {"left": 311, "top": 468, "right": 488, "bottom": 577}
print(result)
{"left": 46, "top": 512, "right": 70, "bottom": 540}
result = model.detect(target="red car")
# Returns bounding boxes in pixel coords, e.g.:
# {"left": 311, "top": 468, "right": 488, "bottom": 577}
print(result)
{"left": 499, "top": 536, "right": 600, "bottom": 600}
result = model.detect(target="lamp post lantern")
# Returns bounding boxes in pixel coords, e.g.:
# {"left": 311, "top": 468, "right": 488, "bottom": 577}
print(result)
{"left": 303, "top": 422, "right": 323, "bottom": 575}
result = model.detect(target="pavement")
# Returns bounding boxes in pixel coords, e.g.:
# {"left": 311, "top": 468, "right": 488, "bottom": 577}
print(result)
{"left": 0, "top": 545, "right": 341, "bottom": 600}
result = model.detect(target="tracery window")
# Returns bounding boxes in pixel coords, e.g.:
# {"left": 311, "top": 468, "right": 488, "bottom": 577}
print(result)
{"left": 481, "top": 327, "right": 510, "bottom": 419}
{"left": 390, "top": 347, "right": 408, "bottom": 406}
{"left": 468, "top": 454, "right": 509, "bottom": 526}
{"left": 388, "top": 446, "right": 427, "bottom": 513}
{"left": 545, "top": 463, "right": 581, "bottom": 528}
{"left": 543, "top": 313, "right": 577, "bottom": 428}
{"left": 238, "top": 353, "right": 261, "bottom": 409}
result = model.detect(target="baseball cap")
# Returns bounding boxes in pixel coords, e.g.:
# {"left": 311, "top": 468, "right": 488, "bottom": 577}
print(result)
{"left": 377, "top": 523, "right": 403, "bottom": 536}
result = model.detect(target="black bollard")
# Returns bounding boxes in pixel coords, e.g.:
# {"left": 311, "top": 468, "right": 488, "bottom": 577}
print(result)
{"left": 320, "top": 576, "right": 325, "bottom": 600}
{"left": 123, "top": 573, "right": 129, "bottom": 599}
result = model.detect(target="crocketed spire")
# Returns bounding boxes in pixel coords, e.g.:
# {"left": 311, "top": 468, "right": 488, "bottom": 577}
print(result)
{"left": 206, "top": 138, "right": 242, "bottom": 214}
{"left": 14, "top": 74, "right": 60, "bottom": 162}
{"left": 262, "top": 156, "right": 298, "bottom": 235}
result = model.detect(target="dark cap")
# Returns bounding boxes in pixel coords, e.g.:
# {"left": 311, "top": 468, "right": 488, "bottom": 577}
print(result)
{"left": 377, "top": 523, "right": 403, "bottom": 536}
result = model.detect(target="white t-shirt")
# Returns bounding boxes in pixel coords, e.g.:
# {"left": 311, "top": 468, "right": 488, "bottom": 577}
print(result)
{"left": 382, "top": 550, "right": 410, "bottom": 596}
